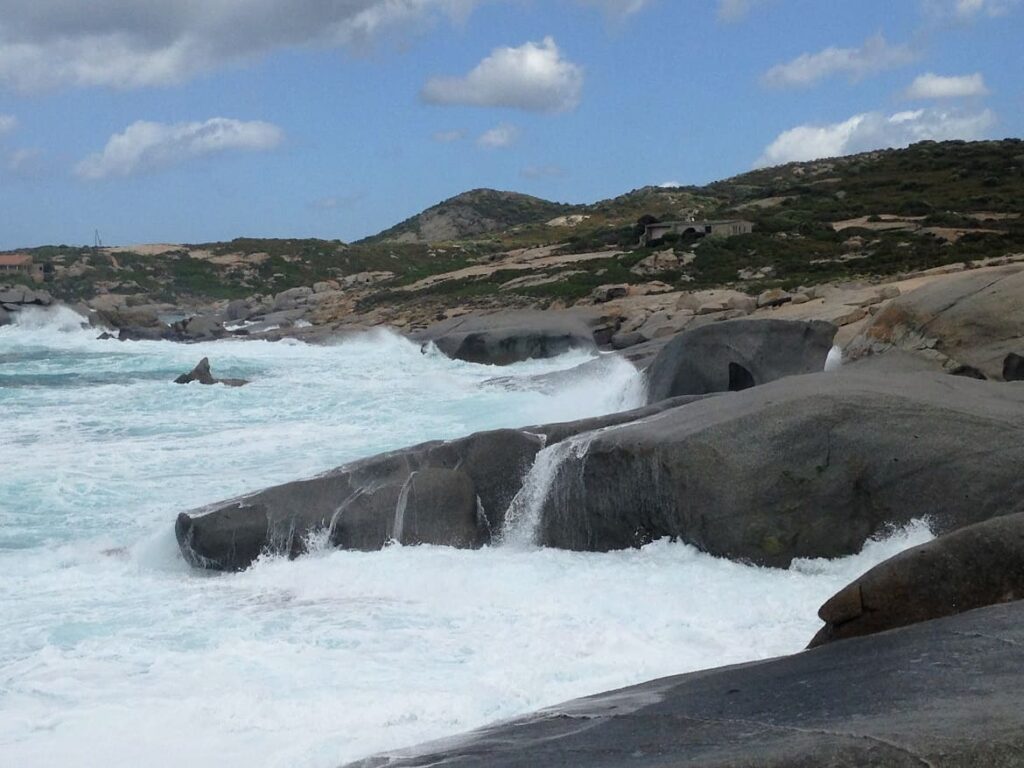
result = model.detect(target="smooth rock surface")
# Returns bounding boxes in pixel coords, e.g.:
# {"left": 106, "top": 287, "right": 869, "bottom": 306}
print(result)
{"left": 644, "top": 318, "right": 836, "bottom": 403}
{"left": 346, "top": 601, "right": 1024, "bottom": 768}
{"left": 175, "top": 397, "right": 705, "bottom": 571}
{"left": 415, "top": 310, "right": 598, "bottom": 366}
{"left": 846, "top": 266, "right": 1024, "bottom": 379}
{"left": 809, "top": 512, "right": 1024, "bottom": 647}
{"left": 539, "top": 372, "right": 1024, "bottom": 566}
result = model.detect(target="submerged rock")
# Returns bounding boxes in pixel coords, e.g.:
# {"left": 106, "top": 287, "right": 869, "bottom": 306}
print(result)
{"left": 537, "top": 371, "right": 1024, "bottom": 566}
{"left": 809, "top": 512, "right": 1024, "bottom": 648}
{"left": 645, "top": 318, "right": 836, "bottom": 403}
{"left": 173, "top": 358, "right": 249, "bottom": 387}
{"left": 345, "top": 601, "right": 1024, "bottom": 768}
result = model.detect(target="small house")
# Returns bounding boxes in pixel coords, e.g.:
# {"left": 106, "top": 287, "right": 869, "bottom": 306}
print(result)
{"left": 0, "top": 253, "right": 45, "bottom": 282}
{"left": 641, "top": 219, "right": 753, "bottom": 246}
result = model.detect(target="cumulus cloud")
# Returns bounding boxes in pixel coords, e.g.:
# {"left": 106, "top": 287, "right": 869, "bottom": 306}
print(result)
{"left": 658, "top": 180, "right": 683, "bottom": 188}
{"left": 0, "top": 114, "right": 16, "bottom": 135}
{"left": 905, "top": 72, "right": 989, "bottom": 99}
{"left": 755, "top": 108, "right": 996, "bottom": 167}
{"left": 477, "top": 123, "right": 520, "bottom": 148}
{"left": 75, "top": 117, "right": 284, "bottom": 179}
{"left": 761, "top": 34, "right": 916, "bottom": 88}
{"left": 0, "top": 0, "right": 480, "bottom": 91}
{"left": 421, "top": 37, "right": 584, "bottom": 113}
{"left": 432, "top": 129, "right": 466, "bottom": 143}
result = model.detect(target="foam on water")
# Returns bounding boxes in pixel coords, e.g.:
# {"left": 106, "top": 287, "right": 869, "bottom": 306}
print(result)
{"left": 0, "top": 308, "right": 933, "bottom": 768}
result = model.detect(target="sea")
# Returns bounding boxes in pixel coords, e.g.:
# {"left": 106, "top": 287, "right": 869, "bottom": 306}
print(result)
{"left": 0, "top": 306, "right": 932, "bottom": 767}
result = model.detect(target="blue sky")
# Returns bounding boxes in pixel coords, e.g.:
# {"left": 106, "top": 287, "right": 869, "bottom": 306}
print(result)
{"left": 0, "top": 0, "right": 1020, "bottom": 249}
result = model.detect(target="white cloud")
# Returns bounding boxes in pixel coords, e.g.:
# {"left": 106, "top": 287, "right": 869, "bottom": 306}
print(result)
{"left": 521, "top": 164, "right": 566, "bottom": 179}
{"left": 761, "top": 34, "right": 916, "bottom": 88}
{"left": 75, "top": 117, "right": 284, "bottom": 179}
{"left": 952, "top": 0, "right": 1020, "bottom": 16}
{"left": 717, "top": 0, "right": 767, "bottom": 21}
{"left": 477, "top": 123, "right": 520, "bottom": 148}
{"left": 0, "top": 114, "right": 16, "bottom": 135}
{"left": 755, "top": 107, "right": 996, "bottom": 167}
{"left": 905, "top": 72, "right": 989, "bottom": 99}
{"left": 421, "top": 37, "right": 584, "bottom": 113}
{"left": 577, "top": 0, "right": 652, "bottom": 18}
{"left": 0, "top": 0, "right": 481, "bottom": 91}
{"left": 432, "top": 129, "right": 466, "bottom": 143}
{"left": 658, "top": 180, "right": 683, "bottom": 188}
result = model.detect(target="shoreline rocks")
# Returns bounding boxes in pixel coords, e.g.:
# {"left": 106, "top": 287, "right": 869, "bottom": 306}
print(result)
{"left": 809, "top": 511, "right": 1024, "bottom": 648}
{"left": 535, "top": 371, "right": 1024, "bottom": 566}
{"left": 644, "top": 318, "right": 836, "bottom": 403}
{"left": 344, "top": 601, "right": 1024, "bottom": 768}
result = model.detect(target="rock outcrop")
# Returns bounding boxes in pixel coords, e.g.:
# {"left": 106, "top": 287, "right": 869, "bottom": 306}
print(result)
{"left": 415, "top": 310, "right": 598, "bottom": 366}
{"left": 537, "top": 371, "right": 1024, "bottom": 566}
{"left": 809, "top": 512, "right": 1024, "bottom": 647}
{"left": 175, "top": 397, "right": 700, "bottom": 570}
{"left": 846, "top": 265, "right": 1024, "bottom": 379}
{"left": 345, "top": 601, "right": 1024, "bottom": 768}
{"left": 173, "top": 358, "right": 249, "bottom": 387}
{"left": 644, "top": 318, "right": 836, "bottom": 403}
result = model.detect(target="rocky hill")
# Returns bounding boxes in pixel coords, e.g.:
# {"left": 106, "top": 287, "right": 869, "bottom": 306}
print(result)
{"left": 3, "top": 139, "right": 1022, "bottom": 330}
{"left": 359, "top": 188, "right": 571, "bottom": 244}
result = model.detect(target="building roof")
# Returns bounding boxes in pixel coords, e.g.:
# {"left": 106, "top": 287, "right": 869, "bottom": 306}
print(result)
{"left": 0, "top": 253, "right": 32, "bottom": 267}
{"left": 645, "top": 219, "right": 753, "bottom": 229}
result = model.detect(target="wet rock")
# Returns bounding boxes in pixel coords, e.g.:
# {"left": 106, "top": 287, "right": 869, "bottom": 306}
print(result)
{"left": 645, "top": 318, "right": 836, "bottom": 403}
{"left": 224, "top": 299, "right": 251, "bottom": 322}
{"left": 415, "top": 310, "right": 597, "bottom": 366}
{"left": 809, "top": 512, "right": 1024, "bottom": 648}
{"left": 173, "top": 357, "right": 249, "bottom": 387}
{"left": 0, "top": 305, "right": 9, "bottom": 326}
{"left": 345, "top": 601, "right": 1024, "bottom": 768}
{"left": 175, "top": 397, "right": 706, "bottom": 571}
{"left": 538, "top": 371, "right": 1024, "bottom": 566}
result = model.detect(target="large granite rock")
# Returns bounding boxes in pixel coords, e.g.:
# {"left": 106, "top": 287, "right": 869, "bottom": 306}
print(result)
{"left": 645, "top": 318, "right": 836, "bottom": 404}
{"left": 415, "top": 310, "right": 598, "bottom": 365}
{"left": 536, "top": 372, "right": 1024, "bottom": 566}
{"left": 809, "top": 512, "right": 1024, "bottom": 648}
{"left": 346, "top": 601, "right": 1024, "bottom": 768}
{"left": 846, "top": 266, "right": 1024, "bottom": 379}
{"left": 175, "top": 397, "right": 704, "bottom": 571}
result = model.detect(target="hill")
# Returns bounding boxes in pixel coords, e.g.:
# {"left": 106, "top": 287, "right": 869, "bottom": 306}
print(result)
{"left": 359, "top": 188, "right": 572, "bottom": 244}
{"left": 4, "top": 139, "right": 1022, "bottom": 323}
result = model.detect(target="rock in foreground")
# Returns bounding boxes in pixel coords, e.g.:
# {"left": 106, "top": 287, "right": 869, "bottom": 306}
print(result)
{"left": 537, "top": 371, "right": 1024, "bottom": 566}
{"left": 809, "top": 511, "right": 1024, "bottom": 648}
{"left": 345, "top": 601, "right": 1024, "bottom": 768}
{"left": 175, "top": 398, "right": 699, "bottom": 570}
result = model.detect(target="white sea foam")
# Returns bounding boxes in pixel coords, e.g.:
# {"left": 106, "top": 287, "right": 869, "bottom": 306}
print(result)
{"left": 0, "top": 315, "right": 932, "bottom": 768}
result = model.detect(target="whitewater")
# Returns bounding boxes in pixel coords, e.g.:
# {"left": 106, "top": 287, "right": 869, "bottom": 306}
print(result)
{"left": 0, "top": 308, "right": 932, "bottom": 768}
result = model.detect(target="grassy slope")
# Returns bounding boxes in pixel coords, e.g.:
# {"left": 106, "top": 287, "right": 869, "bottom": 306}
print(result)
{"left": 8, "top": 139, "right": 1023, "bottom": 308}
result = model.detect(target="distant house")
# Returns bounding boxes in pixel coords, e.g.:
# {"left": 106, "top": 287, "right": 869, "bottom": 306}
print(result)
{"left": 0, "top": 253, "right": 45, "bottom": 283}
{"left": 641, "top": 219, "right": 754, "bottom": 246}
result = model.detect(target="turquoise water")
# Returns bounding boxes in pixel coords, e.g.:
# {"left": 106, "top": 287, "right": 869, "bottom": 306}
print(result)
{"left": 0, "top": 307, "right": 931, "bottom": 767}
